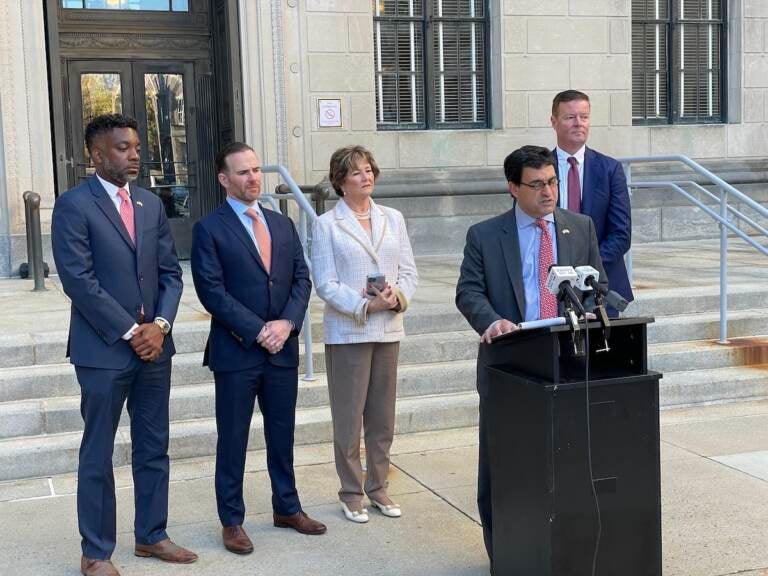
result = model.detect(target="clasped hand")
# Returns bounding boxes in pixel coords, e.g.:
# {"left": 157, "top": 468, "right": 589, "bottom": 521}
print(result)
{"left": 257, "top": 319, "right": 291, "bottom": 354}
{"left": 365, "top": 283, "right": 398, "bottom": 314}
{"left": 130, "top": 323, "right": 164, "bottom": 362}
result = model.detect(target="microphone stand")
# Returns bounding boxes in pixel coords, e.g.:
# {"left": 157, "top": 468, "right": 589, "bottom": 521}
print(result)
{"left": 558, "top": 283, "right": 586, "bottom": 356}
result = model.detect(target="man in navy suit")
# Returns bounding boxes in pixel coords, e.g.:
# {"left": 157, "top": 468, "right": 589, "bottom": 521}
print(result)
{"left": 191, "top": 142, "right": 326, "bottom": 556}
{"left": 51, "top": 114, "right": 197, "bottom": 576}
{"left": 456, "top": 146, "right": 607, "bottom": 570}
{"left": 550, "top": 90, "right": 633, "bottom": 312}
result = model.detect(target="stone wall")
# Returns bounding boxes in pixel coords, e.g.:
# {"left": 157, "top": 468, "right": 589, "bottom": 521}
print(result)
{"left": 0, "top": 1, "right": 56, "bottom": 277}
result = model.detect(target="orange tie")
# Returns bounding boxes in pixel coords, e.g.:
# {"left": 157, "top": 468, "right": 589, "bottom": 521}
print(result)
{"left": 244, "top": 208, "right": 271, "bottom": 273}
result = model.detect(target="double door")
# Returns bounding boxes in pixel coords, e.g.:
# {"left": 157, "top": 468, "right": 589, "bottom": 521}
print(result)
{"left": 66, "top": 60, "right": 198, "bottom": 253}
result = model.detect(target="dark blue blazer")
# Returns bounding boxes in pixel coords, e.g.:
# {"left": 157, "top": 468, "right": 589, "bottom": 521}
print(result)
{"left": 553, "top": 147, "right": 633, "bottom": 302}
{"left": 190, "top": 202, "right": 311, "bottom": 373}
{"left": 51, "top": 175, "right": 183, "bottom": 369}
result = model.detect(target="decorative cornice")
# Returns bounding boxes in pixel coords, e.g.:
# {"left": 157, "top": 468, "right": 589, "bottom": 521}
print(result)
{"left": 60, "top": 33, "right": 209, "bottom": 52}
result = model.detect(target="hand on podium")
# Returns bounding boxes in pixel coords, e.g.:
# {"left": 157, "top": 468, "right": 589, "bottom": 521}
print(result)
{"left": 481, "top": 319, "right": 519, "bottom": 344}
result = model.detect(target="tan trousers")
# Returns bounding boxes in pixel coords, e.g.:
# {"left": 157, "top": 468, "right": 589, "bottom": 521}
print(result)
{"left": 325, "top": 342, "right": 400, "bottom": 505}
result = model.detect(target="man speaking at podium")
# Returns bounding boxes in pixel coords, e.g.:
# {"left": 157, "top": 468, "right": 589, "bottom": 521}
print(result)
{"left": 455, "top": 145, "right": 606, "bottom": 568}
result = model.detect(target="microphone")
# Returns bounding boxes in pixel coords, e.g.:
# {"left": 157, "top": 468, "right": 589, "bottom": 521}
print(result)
{"left": 574, "top": 265, "right": 629, "bottom": 312}
{"left": 575, "top": 266, "right": 611, "bottom": 351}
{"left": 546, "top": 266, "right": 585, "bottom": 316}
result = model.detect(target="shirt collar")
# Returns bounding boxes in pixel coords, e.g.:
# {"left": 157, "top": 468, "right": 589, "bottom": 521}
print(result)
{"left": 555, "top": 145, "right": 586, "bottom": 165}
{"left": 96, "top": 174, "right": 130, "bottom": 201}
{"left": 227, "top": 195, "right": 264, "bottom": 219}
{"left": 515, "top": 203, "right": 555, "bottom": 228}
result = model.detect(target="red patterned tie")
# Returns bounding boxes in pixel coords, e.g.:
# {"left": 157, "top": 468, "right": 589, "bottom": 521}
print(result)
{"left": 117, "top": 188, "right": 135, "bottom": 244}
{"left": 567, "top": 157, "right": 581, "bottom": 213}
{"left": 244, "top": 208, "right": 271, "bottom": 273}
{"left": 536, "top": 219, "right": 558, "bottom": 319}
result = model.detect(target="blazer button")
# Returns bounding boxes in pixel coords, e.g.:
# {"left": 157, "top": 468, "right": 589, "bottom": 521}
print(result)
{"left": 269, "top": 280, "right": 274, "bottom": 287}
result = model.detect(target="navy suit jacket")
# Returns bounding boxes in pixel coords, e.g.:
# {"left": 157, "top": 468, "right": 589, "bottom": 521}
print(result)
{"left": 51, "top": 175, "right": 183, "bottom": 369}
{"left": 191, "top": 202, "right": 311, "bottom": 373}
{"left": 553, "top": 147, "right": 633, "bottom": 302}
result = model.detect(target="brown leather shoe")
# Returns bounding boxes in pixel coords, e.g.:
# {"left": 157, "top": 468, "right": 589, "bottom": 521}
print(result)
{"left": 223, "top": 525, "right": 254, "bottom": 555}
{"left": 134, "top": 538, "right": 198, "bottom": 563}
{"left": 273, "top": 510, "right": 327, "bottom": 535}
{"left": 81, "top": 556, "right": 120, "bottom": 576}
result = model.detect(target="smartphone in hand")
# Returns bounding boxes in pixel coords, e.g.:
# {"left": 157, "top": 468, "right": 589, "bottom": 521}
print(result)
{"left": 366, "top": 274, "right": 386, "bottom": 296}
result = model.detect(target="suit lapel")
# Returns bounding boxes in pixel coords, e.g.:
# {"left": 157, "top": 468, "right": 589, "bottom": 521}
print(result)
{"left": 369, "top": 200, "right": 388, "bottom": 254}
{"left": 499, "top": 209, "right": 527, "bottom": 318}
{"left": 334, "top": 201, "right": 380, "bottom": 265}
{"left": 581, "top": 147, "right": 596, "bottom": 215}
{"left": 219, "top": 202, "right": 268, "bottom": 274}
{"left": 554, "top": 208, "right": 574, "bottom": 266}
{"left": 132, "top": 187, "right": 145, "bottom": 257}
{"left": 262, "top": 207, "right": 283, "bottom": 274}
{"left": 88, "top": 176, "right": 135, "bottom": 251}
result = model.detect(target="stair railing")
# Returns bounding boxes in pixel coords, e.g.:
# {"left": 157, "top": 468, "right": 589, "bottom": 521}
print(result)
{"left": 260, "top": 165, "right": 319, "bottom": 380}
{"left": 619, "top": 154, "right": 768, "bottom": 344}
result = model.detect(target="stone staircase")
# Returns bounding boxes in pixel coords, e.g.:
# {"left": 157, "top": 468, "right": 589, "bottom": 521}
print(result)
{"left": 0, "top": 243, "right": 767, "bottom": 482}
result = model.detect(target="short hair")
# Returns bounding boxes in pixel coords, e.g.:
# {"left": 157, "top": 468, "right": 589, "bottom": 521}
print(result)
{"left": 503, "top": 146, "right": 555, "bottom": 184}
{"left": 216, "top": 142, "right": 256, "bottom": 174}
{"left": 328, "top": 145, "right": 380, "bottom": 197}
{"left": 84, "top": 113, "right": 138, "bottom": 154}
{"left": 551, "top": 90, "right": 590, "bottom": 116}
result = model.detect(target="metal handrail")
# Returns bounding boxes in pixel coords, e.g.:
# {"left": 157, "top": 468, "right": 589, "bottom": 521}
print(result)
{"left": 619, "top": 154, "right": 768, "bottom": 343}
{"left": 261, "top": 165, "right": 319, "bottom": 381}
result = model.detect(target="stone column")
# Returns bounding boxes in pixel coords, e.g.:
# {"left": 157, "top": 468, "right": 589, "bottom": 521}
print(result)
{"left": 0, "top": 0, "right": 56, "bottom": 276}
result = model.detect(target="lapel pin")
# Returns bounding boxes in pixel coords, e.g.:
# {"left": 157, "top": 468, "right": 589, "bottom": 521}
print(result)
{"left": 562, "top": 228, "right": 570, "bottom": 235}
{"left": 136, "top": 201, "right": 143, "bottom": 207}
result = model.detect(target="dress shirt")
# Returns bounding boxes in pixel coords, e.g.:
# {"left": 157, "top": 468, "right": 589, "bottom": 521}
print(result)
{"left": 226, "top": 195, "right": 272, "bottom": 257}
{"left": 555, "top": 145, "right": 586, "bottom": 210}
{"left": 97, "top": 174, "right": 131, "bottom": 212}
{"left": 515, "top": 204, "right": 558, "bottom": 322}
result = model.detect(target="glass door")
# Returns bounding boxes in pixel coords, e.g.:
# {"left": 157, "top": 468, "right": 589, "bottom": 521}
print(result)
{"left": 66, "top": 60, "right": 198, "bottom": 256}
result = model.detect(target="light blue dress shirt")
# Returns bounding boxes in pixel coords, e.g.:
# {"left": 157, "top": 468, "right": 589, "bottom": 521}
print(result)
{"left": 226, "top": 196, "right": 271, "bottom": 257}
{"left": 555, "top": 145, "right": 585, "bottom": 210}
{"left": 516, "top": 204, "right": 558, "bottom": 322}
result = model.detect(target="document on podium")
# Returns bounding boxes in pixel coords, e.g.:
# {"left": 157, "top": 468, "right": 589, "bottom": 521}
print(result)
{"left": 518, "top": 317, "right": 566, "bottom": 330}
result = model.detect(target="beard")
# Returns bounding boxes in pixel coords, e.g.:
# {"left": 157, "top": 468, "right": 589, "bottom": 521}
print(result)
{"left": 101, "top": 157, "right": 139, "bottom": 184}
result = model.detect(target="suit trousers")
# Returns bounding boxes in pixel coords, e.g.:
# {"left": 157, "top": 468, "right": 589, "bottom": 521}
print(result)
{"left": 214, "top": 364, "right": 301, "bottom": 526}
{"left": 75, "top": 356, "right": 172, "bottom": 560}
{"left": 325, "top": 342, "right": 400, "bottom": 505}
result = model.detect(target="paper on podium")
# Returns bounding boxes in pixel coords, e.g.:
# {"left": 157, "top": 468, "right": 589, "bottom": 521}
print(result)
{"left": 518, "top": 317, "right": 566, "bottom": 330}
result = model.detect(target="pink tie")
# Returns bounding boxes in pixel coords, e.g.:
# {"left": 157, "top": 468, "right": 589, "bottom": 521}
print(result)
{"left": 244, "top": 208, "right": 271, "bottom": 273}
{"left": 536, "top": 219, "right": 558, "bottom": 319}
{"left": 117, "top": 188, "right": 135, "bottom": 244}
{"left": 567, "top": 157, "right": 581, "bottom": 213}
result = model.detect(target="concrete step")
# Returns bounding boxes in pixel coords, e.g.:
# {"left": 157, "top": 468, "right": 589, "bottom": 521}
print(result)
{"left": 647, "top": 309, "right": 768, "bottom": 343}
{"left": 1, "top": 283, "right": 765, "bottom": 369}
{"left": 660, "top": 364, "right": 768, "bottom": 408}
{"left": 0, "top": 359, "right": 477, "bottom": 440}
{"left": 648, "top": 336, "right": 768, "bottom": 373}
{"left": 0, "top": 331, "right": 479, "bottom": 403}
{"left": 0, "top": 390, "right": 480, "bottom": 482}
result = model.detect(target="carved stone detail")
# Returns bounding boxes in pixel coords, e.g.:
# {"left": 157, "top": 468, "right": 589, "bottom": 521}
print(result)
{"left": 60, "top": 33, "right": 209, "bottom": 52}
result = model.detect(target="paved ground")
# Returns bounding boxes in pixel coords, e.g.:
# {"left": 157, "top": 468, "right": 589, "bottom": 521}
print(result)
{"left": 1, "top": 237, "right": 767, "bottom": 574}
{"left": 1, "top": 400, "right": 768, "bottom": 575}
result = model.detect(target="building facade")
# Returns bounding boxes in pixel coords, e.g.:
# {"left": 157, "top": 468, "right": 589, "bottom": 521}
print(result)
{"left": 0, "top": 0, "right": 766, "bottom": 275}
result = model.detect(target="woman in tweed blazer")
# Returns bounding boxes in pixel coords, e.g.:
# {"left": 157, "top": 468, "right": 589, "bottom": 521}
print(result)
{"left": 311, "top": 145, "right": 418, "bottom": 523}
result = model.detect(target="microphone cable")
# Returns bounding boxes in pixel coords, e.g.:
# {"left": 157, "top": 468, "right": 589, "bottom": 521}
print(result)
{"left": 583, "top": 320, "right": 602, "bottom": 576}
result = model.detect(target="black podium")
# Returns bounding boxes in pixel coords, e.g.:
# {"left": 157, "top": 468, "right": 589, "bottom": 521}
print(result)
{"left": 485, "top": 317, "right": 662, "bottom": 576}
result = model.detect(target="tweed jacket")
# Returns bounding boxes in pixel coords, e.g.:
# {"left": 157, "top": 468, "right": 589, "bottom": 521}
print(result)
{"left": 311, "top": 199, "right": 418, "bottom": 344}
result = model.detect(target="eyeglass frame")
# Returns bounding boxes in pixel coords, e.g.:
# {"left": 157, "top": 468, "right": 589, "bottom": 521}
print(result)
{"left": 518, "top": 177, "right": 559, "bottom": 192}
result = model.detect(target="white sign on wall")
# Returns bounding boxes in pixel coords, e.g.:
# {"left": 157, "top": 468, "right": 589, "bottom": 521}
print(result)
{"left": 318, "top": 99, "right": 342, "bottom": 128}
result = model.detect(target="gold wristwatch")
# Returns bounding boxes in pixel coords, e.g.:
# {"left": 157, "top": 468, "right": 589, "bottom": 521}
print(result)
{"left": 153, "top": 317, "right": 171, "bottom": 336}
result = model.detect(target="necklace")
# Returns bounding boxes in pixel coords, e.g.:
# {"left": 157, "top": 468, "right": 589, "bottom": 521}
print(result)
{"left": 347, "top": 201, "right": 371, "bottom": 220}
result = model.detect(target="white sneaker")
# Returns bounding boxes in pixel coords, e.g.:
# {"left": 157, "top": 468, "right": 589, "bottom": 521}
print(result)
{"left": 341, "top": 502, "right": 369, "bottom": 523}
{"left": 370, "top": 498, "right": 402, "bottom": 518}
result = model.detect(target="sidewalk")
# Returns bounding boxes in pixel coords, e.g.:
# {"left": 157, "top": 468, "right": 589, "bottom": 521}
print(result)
{"left": 1, "top": 401, "right": 768, "bottom": 575}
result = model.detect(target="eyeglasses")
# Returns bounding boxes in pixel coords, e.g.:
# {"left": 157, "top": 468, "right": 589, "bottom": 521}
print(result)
{"left": 519, "top": 177, "right": 559, "bottom": 191}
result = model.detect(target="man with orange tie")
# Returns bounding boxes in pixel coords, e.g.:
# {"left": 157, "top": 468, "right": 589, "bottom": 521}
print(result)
{"left": 191, "top": 142, "right": 325, "bottom": 556}
{"left": 52, "top": 114, "right": 196, "bottom": 576}
{"left": 456, "top": 146, "right": 606, "bottom": 571}
{"left": 550, "top": 90, "right": 633, "bottom": 314}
